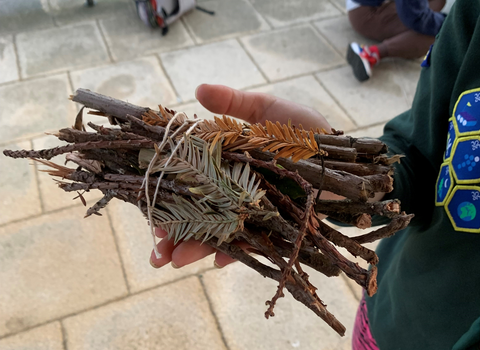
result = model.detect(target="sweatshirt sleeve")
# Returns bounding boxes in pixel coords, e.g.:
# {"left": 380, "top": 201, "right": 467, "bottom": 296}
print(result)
{"left": 395, "top": 0, "right": 446, "bottom": 36}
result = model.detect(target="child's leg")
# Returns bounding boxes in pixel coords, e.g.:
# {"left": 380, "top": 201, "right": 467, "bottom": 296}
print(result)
{"left": 381, "top": 31, "right": 434, "bottom": 59}
{"left": 348, "top": 0, "right": 446, "bottom": 59}
{"left": 348, "top": 2, "right": 409, "bottom": 43}
{"left": 381, "top": 0, "right": 446, "bottom": 59}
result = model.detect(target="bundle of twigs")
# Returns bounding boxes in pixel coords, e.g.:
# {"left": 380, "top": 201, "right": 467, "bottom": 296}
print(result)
{"left": 3, "top": 89, "right": 413, "bottom": 336}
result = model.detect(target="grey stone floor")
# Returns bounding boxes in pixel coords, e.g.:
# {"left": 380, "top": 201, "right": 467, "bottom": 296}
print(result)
{"left": 0, "top": 0, "right": 425, "bottom": 349}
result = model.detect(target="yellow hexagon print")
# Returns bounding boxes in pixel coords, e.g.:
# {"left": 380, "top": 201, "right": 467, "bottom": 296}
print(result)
{"left": 451, "top": 136, "right": 480, "bottom": 184}
{"left": 452, "top": 87, "right": 480, "bottom": 136}
{"left": 445, "top": 186, "right": 480, "bottom": 233}
{"left": 435, "top": 162, "right": 454, "bottom": 206}
{"left": 444, "top": 118, "right": 457, "bottom": 161}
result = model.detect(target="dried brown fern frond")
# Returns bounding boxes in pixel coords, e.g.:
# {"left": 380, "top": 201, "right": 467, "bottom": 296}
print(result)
{"left": 195, "top": 115, "right": 253, "bottom": 152}
{"left": 142, "top": 105, "right": 188, "bottom": 128}
{"left": 32, "top": 158, "right": 75, "bottom": 178}
{"left": 248, "top": 121, "right": 326, "bottom": 162}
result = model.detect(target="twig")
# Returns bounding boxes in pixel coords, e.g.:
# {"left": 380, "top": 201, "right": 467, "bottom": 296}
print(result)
{"left": 4, "top": 139, "right": 154, "bottom": 160}
{"left": 71, "top": 88, "right": 150, "bottom": 121}
{"left": 314, "top": 134, "right": 387, "bottom": 155}
{"left": 318, "top": 221, "right": 378, "bottom": 265}
{"left": 205, "top": 235, "right": 347, "bottom": 336}
{"left": 248, "top": 149, "right": 374, "bottom": 201}
{"left": 84, "top": 190, "right": 116, "bottom": 217}
{"left": 309, "top": 228, "right": 378, "bottom": 296}
{"left": 352, "top": 212, "right": 414, "bottom": 244}
{"left": 315, "top": 199, "right": 401, "bottom": 218}
{"left": 56, "top": 127, "right": 144, "bottom": 143}
{"left": 269, "top": 237, "right": 340, "bottom": 277}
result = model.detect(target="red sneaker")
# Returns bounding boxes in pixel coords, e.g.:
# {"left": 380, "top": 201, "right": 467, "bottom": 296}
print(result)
{"left": 347, "top": 42, "right": 380, "bottom": 82}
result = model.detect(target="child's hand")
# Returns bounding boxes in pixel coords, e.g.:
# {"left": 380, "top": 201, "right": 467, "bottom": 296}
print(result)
{"left": 149, "top": 84, "right": 332, "bottom": 270}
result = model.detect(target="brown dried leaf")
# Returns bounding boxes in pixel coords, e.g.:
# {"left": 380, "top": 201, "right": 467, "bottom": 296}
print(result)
{"left": 215, "top": 116, "right": 229, "bottom": 131}
{"left": 73, "top": 106, "right": 85, "bottom": 131}
{"left": 209, "top": 131, "right": 223, "bottom": 153}
{"left": 275, "top": 146, "right": 296, "bottom": 159}
{"left": 309, "top": 130, "right": 318, "bottom": 151}
{"left": 283, "top": 124, "right": 293, "bottom": 143}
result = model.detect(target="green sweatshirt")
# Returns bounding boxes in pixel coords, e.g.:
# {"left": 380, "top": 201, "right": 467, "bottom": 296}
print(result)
{"left": 366, "top": 1, "right": 480, "bottom": 349}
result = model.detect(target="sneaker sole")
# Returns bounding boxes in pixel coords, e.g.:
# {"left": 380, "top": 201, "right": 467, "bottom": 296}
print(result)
{"left": 347, "top": 43, "right": 371, "bottom": 82}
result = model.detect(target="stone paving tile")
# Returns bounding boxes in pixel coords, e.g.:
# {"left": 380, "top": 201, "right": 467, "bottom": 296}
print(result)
{"left": 241, "top": 25, "right": 343, "bottom": 81}
{"left": 0, "top": 206, "right": 127, "bottom": 337}
{"left": 248, "top": 75, "right": 356, "bottom": 132}
{"left": 70, "top": 56, "right": 178, "bottom": 108}
{"left": 0, "top": 0, "right": 54, "bottom": 36}
{"left": 330, "top": 0, "right": 347, "bottom": 12}
{"left": 202, "top": 261, "right": 357, "bottom": 350}
{"left": 182, "top": 0, "right": 269, "bottom": 44}
{"left": 160, "top": 39, "right": 265, "bottom": 102}
{"left": 0, "top": 140, "right": 41, "bottom": 226}
{"left": 393, "top": 59, "right": 422, "bottom": 105}
{"left": 0, "top": 74, "right": 76, "bottom": 141}
{"left": 100, "top": 14, "right": 194, "bottom": 61}
{"left": 50, "top": 0, "right": 134, "bottom": 26}
{"left": 0, "top": 35, "right": 19, "bottom": 84}
{"left": 32, "top": 135, "right": 102, "bottom": 213}
{"left": 341, "top": 273, "right": 363, "bottom": 302}
{"left": 173, "top": 100, "right": 217, "bottom": 121}
{"left": 314, "top": 16, "right": 378, "bottom": 56}
{"left": 0, "top": 322, "right": 63, "bottom": 350}
{"left": 63, "top": 277, "right": 227, "bottom": 350}
{"left": 16, "top": 22, "right": 109, "bottom": 78}
{"left": 317, "top": 64, "right": 411, "bottom": 127}
{"left": 249, "top": 0, "right": 341, "bottom": 28}
{"left": 107, "top": 200, "right": 214, "bottom": 293}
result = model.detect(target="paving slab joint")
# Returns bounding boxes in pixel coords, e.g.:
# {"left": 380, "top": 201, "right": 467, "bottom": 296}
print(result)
{"left": 106, "top": 210, "right": 132, "bottom": 294}
{"left": 96, "top": 19, "right": 115, "bottom": 63}
{"left": 236, "top": 37, "right": 270, "bottom": 83}
{"left": 198, "top": 275, "right": 230, "bottom": 350}
{"left": 313, "top": 73, "right": 359, "bottom": 128}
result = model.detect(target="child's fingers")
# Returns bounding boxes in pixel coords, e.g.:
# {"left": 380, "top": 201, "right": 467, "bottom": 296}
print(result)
{"left": 155, "top": 227, "right": 168, "bottom": 238}
{"left": 150, "top": 233, "right": 252, "bottom": 269}
{"left": 171, "top": 240, "right": 216, "bottom": 267}
{"left": 214, "top": 251, "right": 235, "bottom": 268}
{"left": 150, "top": 237, "right": 176, "bottom": 268}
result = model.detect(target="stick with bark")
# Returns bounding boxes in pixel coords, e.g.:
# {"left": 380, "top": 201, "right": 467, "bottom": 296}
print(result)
{"left": 2, "top": 89, "right": 413, "bottom": 336}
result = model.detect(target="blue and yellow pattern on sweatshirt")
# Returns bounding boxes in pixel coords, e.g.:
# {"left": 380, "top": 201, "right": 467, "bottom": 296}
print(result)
{"left": 436, "top": 87, "right": 480, "bottom": 232}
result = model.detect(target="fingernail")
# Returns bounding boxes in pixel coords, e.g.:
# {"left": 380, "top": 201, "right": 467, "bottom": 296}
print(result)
{"left": 195, "top": 85, "right": 201, "bottom": 100}
{"left": 171, "top": 261, "right": 180, "bottom": 269}
{"left": 214, "top": 260, "right": 224, "bottom": 269}
{"left": 150, "top": 256, "right": 160, "bottom": 269}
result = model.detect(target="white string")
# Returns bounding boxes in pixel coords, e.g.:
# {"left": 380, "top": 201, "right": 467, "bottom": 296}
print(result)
{"left": 143, "top": 113, "right": 200, "bottom": 259}
{"left": 152, "top": 120, "right": 201, "bottom": 205}
{"left": 143, "top": 113, "right": 185, "bottom": 259}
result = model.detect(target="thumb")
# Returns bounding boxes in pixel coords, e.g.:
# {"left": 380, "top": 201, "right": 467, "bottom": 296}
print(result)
{"left": 195, "top": 84, "right": 331, "bottom": 131}
{"left": 195, "top": 84, "right": 277, "bottom": 124}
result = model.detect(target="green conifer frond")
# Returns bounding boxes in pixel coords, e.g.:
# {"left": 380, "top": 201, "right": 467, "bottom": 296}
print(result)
{"left": 152, "top": 195, "right": 242, "bottom": 245}
{"left": 220, "top": 162, "right": 265, "bottom": 206}
{"left": 151, "top": 136, "right": 265, "bottom": 210}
